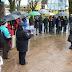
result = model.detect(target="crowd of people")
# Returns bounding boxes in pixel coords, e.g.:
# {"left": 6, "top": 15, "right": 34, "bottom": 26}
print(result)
{"left": 29, "top": 15, "right": 69, "bottom": 35}
{"left": 0, "top": 14, "right": 70, "bottom": 65}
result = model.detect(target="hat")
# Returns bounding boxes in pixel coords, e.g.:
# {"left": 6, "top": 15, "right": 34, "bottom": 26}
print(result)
{"left": 0, "top": 18, "right": 7, "bottom": 25}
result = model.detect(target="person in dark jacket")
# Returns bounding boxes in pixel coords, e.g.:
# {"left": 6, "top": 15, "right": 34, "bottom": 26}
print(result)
{"left": 68, "top": 15, "right": 72, "bottom": 49}
{"left": 38, "top": 14, "right": 43, "bottom": 34}
{"left": 0, "top": 19, "right": 12, "bottom": 59}
{"left": 56, "top": 16, "right": 61, "bottom": 33}
{"left": 43, "top": 16, "right": 49, "bottom": 33}
{"left": 61, "top": 16, "right": 64, "bottom": 31}
{"left": 64, "top": 16, "right": 68, "bottom": 32}
{"left": 34, "top": 16, "right": 38, "bottom": 35}
{"left": 49, "top": 16, "right": 54, "bottom": 33}
{"left": 29, "top": 16, "right": 34, "bottom": 26}
{"left": 16, "top": 22, "right": 33, "bottom": 65}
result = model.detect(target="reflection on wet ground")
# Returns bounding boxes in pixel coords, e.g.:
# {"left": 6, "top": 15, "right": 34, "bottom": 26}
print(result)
{"left": 2, "top": 33, "right": 72, "bottom": 72}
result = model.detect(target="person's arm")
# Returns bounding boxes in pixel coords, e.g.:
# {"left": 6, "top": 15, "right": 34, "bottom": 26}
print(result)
{"left": 23, "top": 31, "right": 33, "bottom": 40}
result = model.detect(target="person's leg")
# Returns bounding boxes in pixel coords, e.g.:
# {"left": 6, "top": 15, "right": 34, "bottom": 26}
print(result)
{"left": 46, "top": 27, "right": 48, "bottom": 33}
{"left": 41, "top": 24, "right": 42, "bottom": 33}
{"left": 44, "top": 26, "right": 46, "bottom": 33}
{"left": 19, "top": 52, "right": 26, "bottom": 65}
{"left": 36, "top": 28, "right": 37, "bottom": 35}
{"left": 39, "top": 25, "right": 41, "bottom": 33}
{"left": 3, "top": 41, "right": 10, "bottom": 59}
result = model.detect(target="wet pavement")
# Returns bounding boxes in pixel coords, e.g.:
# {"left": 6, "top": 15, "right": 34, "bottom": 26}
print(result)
{"left": 1, "top": 33, "right": 72, "bottom": 72}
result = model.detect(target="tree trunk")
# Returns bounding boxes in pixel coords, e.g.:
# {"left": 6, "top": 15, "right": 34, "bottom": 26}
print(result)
{"left": 69, "top": 0, "right": 72, "bottom": 16}
{"left": 0, "top": 2, "right": 5, "bottom": 19}
{"left": 0, "top": 2, "right": 5, "bottom": 25}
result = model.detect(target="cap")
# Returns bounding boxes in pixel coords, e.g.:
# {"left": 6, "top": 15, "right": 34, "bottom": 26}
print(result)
{"left": 0, "top": 18, "right": 7, "bottom": 25}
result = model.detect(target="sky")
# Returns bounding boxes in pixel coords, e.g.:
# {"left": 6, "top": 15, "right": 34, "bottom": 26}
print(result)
{"left": 5, "top": 0, "right": 28, "bottom": 5}
{"left": 5, "top": 0, "right": 69, "bottom": 6}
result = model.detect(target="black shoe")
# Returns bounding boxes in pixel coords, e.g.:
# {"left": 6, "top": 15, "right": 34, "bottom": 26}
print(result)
{"left": 36, "top": 34, "right": 37, "bottom": 35}
{"left": 69, "top": 46, "right": 72, "bottom": 49}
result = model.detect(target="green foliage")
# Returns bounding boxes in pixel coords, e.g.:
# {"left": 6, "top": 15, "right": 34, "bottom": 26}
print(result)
{"left": 5, "top": 4, "right": 10, "bottom": 8}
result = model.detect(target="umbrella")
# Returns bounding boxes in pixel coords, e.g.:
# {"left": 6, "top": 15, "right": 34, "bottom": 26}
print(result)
{"left": 21, "top": 13, "right": 29, "bottom": 19}
{"left": 56, "top": 12, "right": 69, "bottom": 16}
{"left": 12, "top": 11, "right": 26, "bottom": 15}
{"left": 1, "top": 14, "right": 20, "bottom": 21}
{"left": 29, "top": 11, "right": 41, "bottom": 15}
{"left": 38, "top": 9, "right": 50, "bottom": 14}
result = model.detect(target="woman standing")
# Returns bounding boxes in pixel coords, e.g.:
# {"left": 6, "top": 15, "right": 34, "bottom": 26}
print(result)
{"left": 7, "top": 21, "right": 14, "bottom": 50}
{"left": 49, "top": 16, "right": 54, "bottom": 33}
{"left": 16, "top": 22, "right": 33, "bottom": 65}
{"left": 34, "top": 16, "right": 38, "bottom": 35}
{"left": 0, "top": 19, "right": 12, "bottom": 59}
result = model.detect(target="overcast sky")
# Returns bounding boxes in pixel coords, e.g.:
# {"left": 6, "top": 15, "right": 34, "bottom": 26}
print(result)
{"left": 5, "top": 0, "right": 68, "bottom": 6}
{"left": 5, "top": 0, "right": 28, "bottom": 5}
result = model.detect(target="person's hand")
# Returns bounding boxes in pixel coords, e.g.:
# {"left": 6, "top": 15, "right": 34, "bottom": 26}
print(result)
{"left": 31, "top": 32, "right": 34, "bottom": 34}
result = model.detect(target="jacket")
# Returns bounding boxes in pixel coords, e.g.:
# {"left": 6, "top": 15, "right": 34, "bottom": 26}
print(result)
{"left": 16, "top": 30, "right": 32, "bottom": 52}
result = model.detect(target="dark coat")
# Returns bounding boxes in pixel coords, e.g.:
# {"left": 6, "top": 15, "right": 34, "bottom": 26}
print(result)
{"left": 43, "top": 18, "right": 49, "bottom": 27}
{"left": 49, "top": 19, "right": 54, "bottom": 27}
{"left": 61, "top": 19, "right": 65, "bottom": 27}
{"left": 16, "top": 30, "right": 32, "bottom": 52}
{"left": 34, "top": 19, "right": 38, "bottom": 28}
{"left": 29, "top": 17, "right": 34, "bottom": 26}
{"left": 38, "top": 16, "right": 43, "bottom": 25}
{"left": 0, "top": 30, "right": 12, "bottom": 42}
{"left": 56, "top": 18, "right": 61, "bottom": 27}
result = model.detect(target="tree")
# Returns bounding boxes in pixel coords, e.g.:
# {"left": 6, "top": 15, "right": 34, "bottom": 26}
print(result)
{"left": 29, "top": 0, "right": 38, "bottom": 11}
{"left": 5, "top": 4, "right": 10, "bottom": 8}
{"left": 16, "top": 0, "right": 21, "bottom": 11}
{"left": 8, "top": 0, "right": 15, "bottom": 13}
{"left": 69, "top": 0, "right": 72, "bottom": 16}
{"left": 0, "top": 1, "right": 5, "bottom": 20}
{"left": 8, "top": 0, "right": 21, "bottom": 13}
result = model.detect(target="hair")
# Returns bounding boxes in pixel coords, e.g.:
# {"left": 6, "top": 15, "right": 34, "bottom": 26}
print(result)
{"left": 17, "top": 22, "right": 24, "bottom": 31}
{"left": 65, "top": 16, "right": 67, "bottom": 19}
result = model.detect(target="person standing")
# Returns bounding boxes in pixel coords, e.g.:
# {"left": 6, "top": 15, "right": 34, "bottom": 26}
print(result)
{"left": 49, "top": 16, "right": 54, "bottom": 33}
{"left": 16, "top": 22, "right": 33, "bottom": 65}
{"left": 7, "top": 21, "right": 14, "bottom": 50}
{"left": 34, "top": 16, "right": 39, "bottom": 35}
{"left": 64, "top": 16, "right": 68, "bottom": 32}
{"left": 56, "top": 16, "right": 61, "bottom": 33}
{"left": 61, "top": 16, "right": 64, "bottom": 32}
{"left": 0, "top": 19, "right": 12, "bottom": 59}
{"left": 29, "top": 16, "right": 34, "bottom": 26}
{"left": 43, "top": 16, "right": 49, "bottom": 33}
{"left": 22, "top": 17, "right": 28, "bottom": 30}
{"left": 38, "top": 14, "right": 43, "bottom": 34}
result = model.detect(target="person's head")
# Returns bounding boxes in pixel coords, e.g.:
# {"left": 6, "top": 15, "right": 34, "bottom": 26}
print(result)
{"left": 61, "top": 16, "right": 63, "bottom": 19}
{"left": 65, "top": 16, "right": 67, "bottom": 19}
{"left": 7, "top": 21, "right": 10, "bottom": 25}
{"left": 0, "top": 19, "right": 8, "bottom": 27}
{"left": 19, "top": 17, "right": 22, "bottom": 22}
{"left": 17, "top": 22, "right": 24, "bottom": 31}
{"left": 58, "top": 16, "right": 60, "bottom": 19}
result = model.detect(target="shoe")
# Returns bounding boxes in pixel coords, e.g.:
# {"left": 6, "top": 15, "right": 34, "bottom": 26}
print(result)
{"left": 20, "top": 62, "right": 28, "bottom": 65}
{"left": 69, "top": 46, "right": 72, "bottom": 49}
{"left": 36, "top": 34, "right": 37, "bottom": 35}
